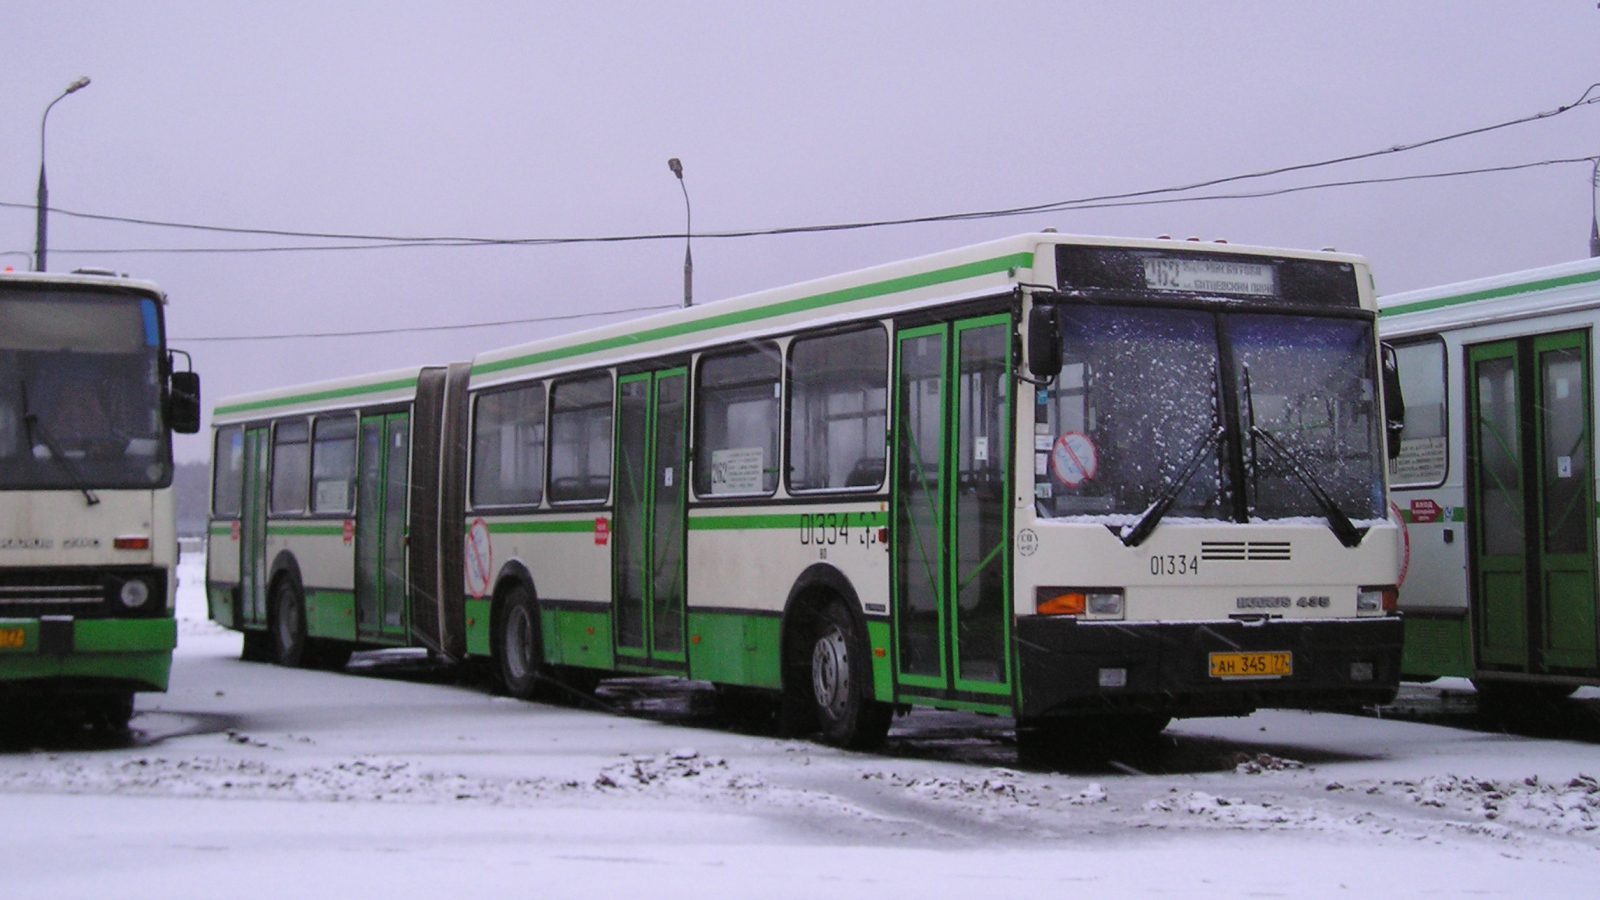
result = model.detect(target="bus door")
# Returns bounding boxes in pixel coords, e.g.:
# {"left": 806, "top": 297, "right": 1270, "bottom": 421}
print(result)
{"left": 237, "top": 426, "right": 271, "bottom": 629}
{"left": 613, "top": 368, "right": 688, "bottom": 670}
{"left": 1467, "top": 332, "right": 1598, "bottom": 674}
{"left": 356, "top": 412, "right": 411, "bottom": 642}
{"left": 892, "top": 315, "right": 1014, "bottom": 703}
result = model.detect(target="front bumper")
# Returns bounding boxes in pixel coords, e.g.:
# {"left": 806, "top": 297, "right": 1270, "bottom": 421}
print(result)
{"left": 1016, "top": 615, "right": 1403, "bottom": 720}
{"left": 0, "top": 616, "right": 176, "bottom": 694}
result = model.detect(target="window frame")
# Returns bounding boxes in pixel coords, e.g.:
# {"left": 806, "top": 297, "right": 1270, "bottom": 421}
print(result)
{"left": 308, "top": 412, "right": 359, "bottom": 516}
{"left": 268, "top": 417, "right": 311, "bottom": 516}
{"left": 784, "top": 322, "right": 890, "bottom": 496}
{"left": 211, "top": 423, "right": 245, "bottom": 518}
{"left": 469, "top": 379, "right": 549, "bottom": 511}
{"left": 1387, "top": 334, "right": 1450, "bottom": 491}
{"left": 546, "top": 370, "right": 615, "bottom": 506}
{"left": 693, "top": 340, "right": 784, "bottom": 500}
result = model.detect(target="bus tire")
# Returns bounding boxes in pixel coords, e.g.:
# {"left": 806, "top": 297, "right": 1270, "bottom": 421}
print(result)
{"left": 271, "top": 577, "right": 308, "bottom": 668}
{"left": 494, "top": 586, "right": 542, "bottom": 700}
{"left": 240, "top": 629, "right": 273, "bottom": 662}
{"left": 810, "top": 599, "right": 892, "bottom": 749}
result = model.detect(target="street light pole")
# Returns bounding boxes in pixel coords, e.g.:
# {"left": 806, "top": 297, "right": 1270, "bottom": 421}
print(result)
{"left": 35, "top": 77, "right": 91, "bottom": 273}
{"left": 668, "top": 157, "right": 692, "bottom": 307}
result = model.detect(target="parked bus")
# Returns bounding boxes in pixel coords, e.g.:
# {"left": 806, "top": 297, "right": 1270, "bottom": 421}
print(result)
{"left": 1382, "top": 255, "right": 1600, "bottom": 702}
{"left": 208, "top": 233, "right": 1403, "bottom": 748}
{"left": 0, "top": 269, "right": 201, "bottom": 729}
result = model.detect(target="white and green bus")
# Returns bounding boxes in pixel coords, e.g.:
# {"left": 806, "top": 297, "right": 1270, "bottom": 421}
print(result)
{"left": 0, "top": 269, "right": 201, "bottom": 729}
{"left": 209, "top": 233, "right": 1404, "bottom": 748}
{"left": 1382, "top": 255, "right": 1600, "bottom": 702}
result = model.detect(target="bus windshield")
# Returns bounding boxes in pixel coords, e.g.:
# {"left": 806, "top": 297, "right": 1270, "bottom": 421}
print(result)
{"left": 0, "top": 288, "right": 170, "bottom": 490}
{"left": 1035, "top": 304, "right": 1382, "bottom": 524}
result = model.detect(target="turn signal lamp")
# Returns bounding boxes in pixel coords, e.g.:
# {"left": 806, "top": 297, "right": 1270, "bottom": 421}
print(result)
{"left": 1037, "top": 590, "right": 1085, "bottom": 616}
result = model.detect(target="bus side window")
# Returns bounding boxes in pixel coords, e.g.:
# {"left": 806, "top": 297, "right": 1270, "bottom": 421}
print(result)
{"left": 548, "top": 374, "right": 613, "bottom": 504}
{"left": 471, "top": 382, "right": 545, "bottom": 508}
{"left": 269, "top": 418, "right": 310, "bottom": 515}
{"left": 212, "top": 424, "right": 245, "bottom": 517}
{"left": 1389, "top": 338, "right": 1448, "bottom": 488}
{"left": 310, "top": 414, "right": 358, "bottom": 514}
{"left": 696, "top": 341, "right": 782, "bottom": 497}
{"left": 787, "top": 326, "right": 888, "bottom": 492}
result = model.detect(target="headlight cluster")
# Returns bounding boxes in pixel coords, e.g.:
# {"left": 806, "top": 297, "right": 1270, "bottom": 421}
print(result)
{"left": 1035, "top": 587, "right": 1125, "bottom": 620}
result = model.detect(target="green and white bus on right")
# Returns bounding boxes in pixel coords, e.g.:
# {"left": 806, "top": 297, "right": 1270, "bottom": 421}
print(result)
{"left": 1382, "top": 255, "right": 1600, "bottom": 700}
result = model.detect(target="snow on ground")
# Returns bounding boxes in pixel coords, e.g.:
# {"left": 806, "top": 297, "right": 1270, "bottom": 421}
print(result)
{"left": 1, "top": 547, "right": 1597, "bottom": 898}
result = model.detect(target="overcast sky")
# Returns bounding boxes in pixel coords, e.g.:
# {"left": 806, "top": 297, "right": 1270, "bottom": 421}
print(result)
{"left": 4, "top": 2, "right": 1598, "bottom": 461}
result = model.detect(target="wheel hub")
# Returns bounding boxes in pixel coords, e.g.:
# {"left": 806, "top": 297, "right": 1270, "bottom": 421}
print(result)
{"left": 812, "top": 625, "right": 850, "bottom": 717}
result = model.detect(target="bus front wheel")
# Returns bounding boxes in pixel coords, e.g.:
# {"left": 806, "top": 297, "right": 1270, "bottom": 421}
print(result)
{"left": 810, "top": 600, "right": 892, "bottom": 750}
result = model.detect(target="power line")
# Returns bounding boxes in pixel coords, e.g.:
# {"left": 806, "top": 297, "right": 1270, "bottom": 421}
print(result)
{"left": 4, "top": 82, "right": 1597, "bottom": 253}
{"left": 46, "top": 156, "right": 1600, "bottom": 255}
{"left": 170, "top": 301, "right": 681, "bottom": 343}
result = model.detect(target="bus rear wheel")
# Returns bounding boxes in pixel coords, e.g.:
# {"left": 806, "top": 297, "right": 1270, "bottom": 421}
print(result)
{"left": 495, "top": 587, "right": 543, "bottom": 700}
{"left": 810, "top": 600, "right": 892, "bottom": 750}
{"left": 271, "top": 579, "right": 308, "bottom": 668}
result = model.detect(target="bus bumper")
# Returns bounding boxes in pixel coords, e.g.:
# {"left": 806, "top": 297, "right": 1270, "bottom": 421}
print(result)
{"left": 1015, "top": 615, "right": 1403, "bottom": 720}
{"left": 0, "top": 617, "right": 177, "bottom": 694}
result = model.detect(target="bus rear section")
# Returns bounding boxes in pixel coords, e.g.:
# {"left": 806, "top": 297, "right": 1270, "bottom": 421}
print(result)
{"left": 1012, "top": 245, "right": 1403, "bottom": 728}
{"left": 0, "top": 272, "right": 199, "bottom": 728}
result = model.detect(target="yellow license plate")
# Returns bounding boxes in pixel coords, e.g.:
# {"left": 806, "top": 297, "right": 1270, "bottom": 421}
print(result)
{"left": 1209, "top": 650, "right": 1292, "bottom": 679}
{"left": 0, "top": 627, "right": 24, "bottom": 650}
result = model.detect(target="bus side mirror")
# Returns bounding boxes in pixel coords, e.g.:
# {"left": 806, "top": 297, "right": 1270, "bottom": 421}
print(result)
{"left": 1028, "top": 304, "right": 1062, "bottom": 380}
{"left": 169, "top": 370, "right": 202, "bottom": 435}
{"left": 1381, "top": 343, "right": 1404, "bottom": 460}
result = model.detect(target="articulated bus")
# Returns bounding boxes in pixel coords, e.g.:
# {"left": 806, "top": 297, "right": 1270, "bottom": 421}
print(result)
{"left": 208, "top": 234, "right": 1403, "bottom": 749}
{"left": 0, "top": 269, "right": 201, "bottom": 729}
{"left": 1382, "top": 255, "right": 1600, "bottom": 702}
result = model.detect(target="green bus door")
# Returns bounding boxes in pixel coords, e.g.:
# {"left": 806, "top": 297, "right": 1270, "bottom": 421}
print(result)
{"left": 1468, "top": 331, "right": 1598, "bottom": 674}
{"left": 892, "top": 316, "right": 1014, "bottom": 703}
{"left": 613, "top": 369, "right": 688, "bottom": 670}
{"left": 237, "top": 426, "right": 270, "bottom": 629}
{"left": 356, "top": 412, "right": 410, "bottom": 642}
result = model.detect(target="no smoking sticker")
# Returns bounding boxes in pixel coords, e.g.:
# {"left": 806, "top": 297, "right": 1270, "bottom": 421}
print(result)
{"left": 465, "top": 518, "right": 492, "bottom": 599}
{"left": 1050, "top": 432, "right": 1098, "bottom": 487}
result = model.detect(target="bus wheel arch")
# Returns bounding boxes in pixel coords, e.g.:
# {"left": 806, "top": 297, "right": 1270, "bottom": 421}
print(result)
{"left": 489, "top": 563, "right": 543, "bottom": 700}
{"left": 780, "top": 564, "right": 892, "bottom": 749}
{"left": 266, "top": 553, "right": 307, "bottom": 669}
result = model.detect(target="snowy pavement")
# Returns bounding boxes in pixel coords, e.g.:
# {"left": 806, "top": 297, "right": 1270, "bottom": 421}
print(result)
{"left": 1, "top": 550, "right": 1597, "bottom": 898}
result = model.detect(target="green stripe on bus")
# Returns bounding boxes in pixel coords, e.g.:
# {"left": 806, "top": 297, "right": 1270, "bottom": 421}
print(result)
{"left": 208, "top": 524, "right": 232, "bottom": 536}
{"left": 689, "top": 511, "right": 889, "bottom": 530}
{"left": 483, "top": 519, "right": 596, "bottom": 534}
{"left": 266, "top": 524, "right": 345, "bottom": 536}
{"left": 213, "top": 376, "right": 420, "bottom": 417}
{"left": 472, "top": 252, "right": 1034, "bottom": 377}
{"left": 1380, "top": 267, "right": 1600, "bottom": 318}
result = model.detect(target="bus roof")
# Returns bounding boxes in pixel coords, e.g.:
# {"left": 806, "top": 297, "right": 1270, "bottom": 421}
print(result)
{"left": 0, "top": 269, "right": 165, "bottom": 303}
{"left": 211, "top": 364, "right": 430, "bottom": 424}
{"left": 1378, "top": 255, "right": 1600, "bottom": 336}
{"left": 468, "top": 232, "right": 1369, "bottom": 388}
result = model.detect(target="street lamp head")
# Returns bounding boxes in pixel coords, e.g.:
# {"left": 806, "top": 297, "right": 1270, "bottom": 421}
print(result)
{"left": 65, "top": 77, "right": 91, "bottom": 94}
{"left": 668, "top": 157, "right": 683, "bottom": 180}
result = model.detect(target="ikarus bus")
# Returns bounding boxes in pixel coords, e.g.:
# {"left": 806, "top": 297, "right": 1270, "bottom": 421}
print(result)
{"left": 1382, "top": 255, "right": 1600, "bottom": 703}
{"left": 0, "top": 269, "right": 201, "bottom": 729}
{"left": 207, "top": 234, "right": 1403, "bottom": 751}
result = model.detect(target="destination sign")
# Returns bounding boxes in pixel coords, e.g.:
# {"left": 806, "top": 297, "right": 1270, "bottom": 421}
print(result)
{"left": 1142, "top": 257, "right": 1278, "bottom": 296}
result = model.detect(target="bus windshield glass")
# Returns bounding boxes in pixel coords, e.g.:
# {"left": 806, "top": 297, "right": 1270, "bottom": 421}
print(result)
{"left": 0, "top": 288, "right": 170, "bottom": 490}
{"left": 1035, "top": 304, "right": 1382, "bottom": 524}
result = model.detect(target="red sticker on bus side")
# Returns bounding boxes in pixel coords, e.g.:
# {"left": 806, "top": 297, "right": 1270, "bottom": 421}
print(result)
{"left": 595, "top": 517, "right": 610, "bottom": 546}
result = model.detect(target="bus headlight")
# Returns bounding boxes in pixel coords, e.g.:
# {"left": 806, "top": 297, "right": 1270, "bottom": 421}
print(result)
{"left": 1357, "top": 586, "right": 1398, "bottom": 616}
{"left": 119, "top": 578, "right": 151, "bottom": 609}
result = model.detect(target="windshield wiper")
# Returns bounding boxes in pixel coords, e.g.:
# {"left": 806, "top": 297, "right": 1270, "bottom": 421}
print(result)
{"left": 1248, "top": 426, "right": 1363, "bottom": 548}
{"left": 19, "top": 378, "right": 99, "bottom": 506}
{"left": 1121, "top": 425, "right": 1225, "bottom": 547}
{"left": 1240, "top": 364, "right": 1361, "bottom": 548}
